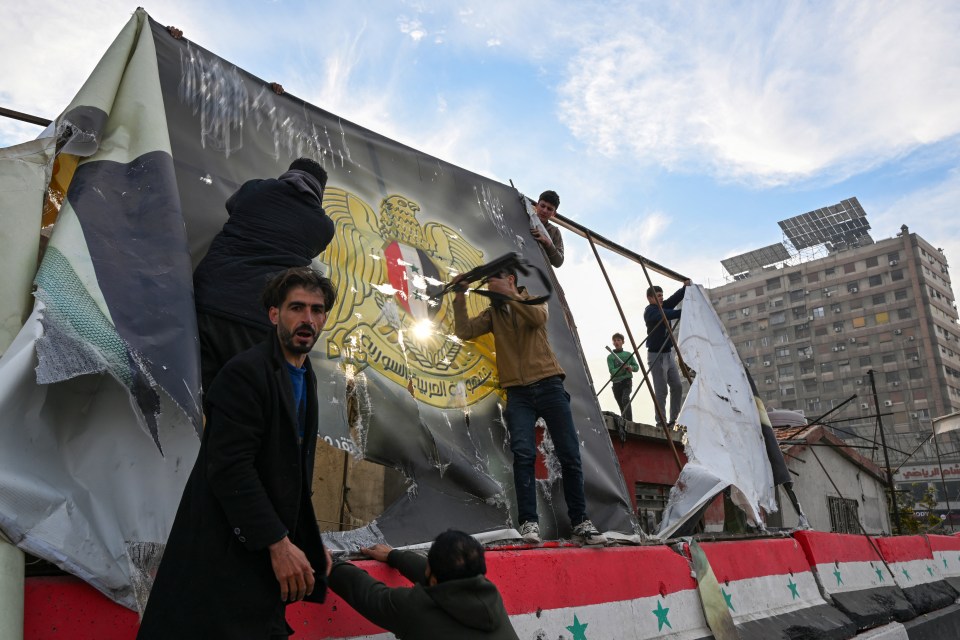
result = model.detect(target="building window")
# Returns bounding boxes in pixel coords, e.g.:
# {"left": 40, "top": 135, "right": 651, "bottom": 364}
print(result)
{"left": 815, "top": 326, "right": 828, "bottom": 336}
{"left": 882, "top": 352, "right": 897, "bottom": 364}
{"left": 866, "top": 256, "right": 879, "bottom": 268}
{"left": 800, "top": 362, "right": 815, "bottom": 376}
{"left": 888, "top": 251, "right": 901, "bottom": 262}
{"left": 872, "top": 294, "right": 886, "bottom": 305}
{"left": 860, "top": 355, "right": 872, "bottom": 367}
{"left": 847, "top": 281, "right": 860, "bottom": 293}
{"left": 635, "top": 483, "right": 671, "bottom": 534}
{"left": 909, "top": 368, "right": 924, "bottom": 380}
{"left": 876, "top": 312, "right": 889, "bottom": 324}
{"left": 755, "top": 286, "right": 764, "bottom": 296}
{"left": 869, "top": 275, "right": 883, "bottom": 287}
{"left": 812, "top": 306, "right": 825, "bottom": 318}
{"left": 828, "top": 496, "right": 860, "bottom": 534}
{"left": 898, "top": 307, "right": 912, "bottom": 320}
{"left": 727, "top": 311, "right": 738, "bottom": 320}
{"left": 757, "top": 302, "right": 767, "bottom": 312}
{"left": 788, "top": 272, "right": 803, "bottom": 284}
{"left": 887, "top": 370, "right": 901, "bottom": 383}
{"left": 833, "top": 321, "right": 844, "bottom": 333}
{"left": 821, "top": 362, "right": 834, "bottom": 373}
{"left": 852, "top": 316, "right": 866, "bottom": 328}
{"left": 770, "top": 312, "right": 786, "bottom": 325}
{"left": 850, "top": 298, "right": 863, "bottom": 310}
{"left": 894, "top": 289, "right": 908, "bottom": 301}
{"left": 891, "top": 269, "right": 904, "bottom": 281}
{"left": 825, "top": 267, "right": 836, "bottom": 276}
{"left": 807, "top": 272, "right": 820, "bottom": 283}
{"left": 790, "top": 289, "right": 805, "bottom": 303}
{"left": 844, "top": 263, "right": 857, "bottom": 274}
{"left": 766, "top": 277, "right": 782, "bottom": 291}
{"left": 776, "top": 347, "right": 791, "bottom": 359}
{"left": 778, "top": 364, "right": 795, "bottom": 378}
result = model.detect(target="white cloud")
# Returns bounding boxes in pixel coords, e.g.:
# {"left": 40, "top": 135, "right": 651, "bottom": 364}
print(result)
{"left": 557, "top": 1, "right": 960, "bottom": 186}
{"left": 397, "top": 16, "right": 427, "bottom": 42}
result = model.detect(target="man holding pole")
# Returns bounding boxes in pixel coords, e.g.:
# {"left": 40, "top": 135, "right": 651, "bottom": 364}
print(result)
{"left": 606, "top": 332, "right": 639, "bottom": 421}
{"left": 644, "top": 281, "right": 691, "bottom": 428}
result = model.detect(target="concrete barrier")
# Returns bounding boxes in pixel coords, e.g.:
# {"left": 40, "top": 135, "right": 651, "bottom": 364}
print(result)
{"left": 925, "top": 533, "right": 960, "bottom": 593}
{"left": 794, "top": 530, "right": 915, "bottom": 629}
{"left": 697, "top": 536, "right": 856, "bottom": 639}
{"left": 872, "top": 535, "right": 957, "bottom": 616}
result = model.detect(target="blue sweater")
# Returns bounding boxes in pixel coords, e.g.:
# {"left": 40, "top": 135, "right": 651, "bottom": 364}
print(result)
{"left": 644, "top": 287, "right": 686, "bottom": 353}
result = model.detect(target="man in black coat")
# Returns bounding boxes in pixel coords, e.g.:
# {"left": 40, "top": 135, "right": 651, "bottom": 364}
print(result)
{"left": 329, "top": 530, "right": 519, "bottom": 639}
{"left": 138, "top": 267, "right": 337, "bottom": 639}
{"left": 193, "top": 157, "right": 336, "bottom": 392}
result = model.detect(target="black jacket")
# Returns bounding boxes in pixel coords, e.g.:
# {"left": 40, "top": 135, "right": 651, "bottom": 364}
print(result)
{"left": 138, "top": 336, "right": 328, "bottom": 639}
{"left": 644, "top": 286, "right": 686, "bottom": 353}
{"left": 193, "top": 177, "right": 335, "bottom": 329}
{"left": 329, "top": 550, "right": 519, "bottom": 640}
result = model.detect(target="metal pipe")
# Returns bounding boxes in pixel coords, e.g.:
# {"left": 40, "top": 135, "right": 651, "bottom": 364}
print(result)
{"left": 869, "top": 369, "right": 901, "bottom": 534}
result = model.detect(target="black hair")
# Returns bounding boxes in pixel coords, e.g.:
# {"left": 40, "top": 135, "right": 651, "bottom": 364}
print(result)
{"left": 427, "top": 530, "right": 486, "bottom": 583}
{"left": 261, "top": 266, "right": 337, "bottom": 311}
{"left": 288, "top": 157, "right": 328, "bottom": 189}
{"left": 538, "top": 190, "right": 559, "bottom": 209}
{"left": 646, "top": 286, "right": 663, "bottom": 298}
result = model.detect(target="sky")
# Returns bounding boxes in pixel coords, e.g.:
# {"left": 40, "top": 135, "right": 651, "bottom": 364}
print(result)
{"left": 2, "top": 0, "right": 959, "bottom": 423}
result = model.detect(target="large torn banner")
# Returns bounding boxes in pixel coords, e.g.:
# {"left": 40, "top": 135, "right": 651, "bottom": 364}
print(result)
{"left": 0, "top": 9, "right": 636, "bottom": 609}
{"left": 656, "top": 285, "right": 776, "bottom": 538}
{"left": 0, "top": 11, "right": 201, "bottom": 610}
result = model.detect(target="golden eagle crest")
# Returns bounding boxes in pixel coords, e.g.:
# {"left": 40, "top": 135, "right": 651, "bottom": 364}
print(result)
{"left": 321, "top": 188, "right": 501, "bottom": 408}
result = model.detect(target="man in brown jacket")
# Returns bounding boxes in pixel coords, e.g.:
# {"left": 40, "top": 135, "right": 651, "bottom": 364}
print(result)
{"left": 452, "top": 267, "right": 605, "bottom": 545}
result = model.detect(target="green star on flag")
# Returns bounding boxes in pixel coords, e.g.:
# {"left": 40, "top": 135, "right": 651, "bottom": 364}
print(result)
{"left": 902, "top": 568, "right": 911, "bottom": 580}
{"left": 722, "top": 588, "right": 735, "bottom": 611}
{"left": 653, "top": 600, "right": 672, "bottom": 631}
{"left": 833, "top": 569, "right": 843, "bottom": 585}
{"left": 787, "top": 578, "right": 799, "bottom": 600}
{"left": 875, "top": 567, "right": 884, "bottom": 582}
{"left": 927, "top": 566, "right": 934, "bottom": 577}
{"left": 944, "top": 557, "right": 949, "bottom": 569}
{"left": 566, "top": 614, "right": 588, "bottom": 640}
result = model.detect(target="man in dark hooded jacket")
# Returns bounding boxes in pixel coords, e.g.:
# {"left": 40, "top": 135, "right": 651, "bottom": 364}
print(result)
{"left": 329, "top": 530, "right": 518, "bottom": 639}
{"left": 193, "top": 157, "right": 336, "bottom": 392}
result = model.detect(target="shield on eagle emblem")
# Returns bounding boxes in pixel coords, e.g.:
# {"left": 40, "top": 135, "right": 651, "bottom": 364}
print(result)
{"left": 383, "top": 241, "right": 443, "bottom": 321}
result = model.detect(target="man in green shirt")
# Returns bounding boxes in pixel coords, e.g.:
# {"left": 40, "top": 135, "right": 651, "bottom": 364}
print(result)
{"left": 607, "top": 332, "right": 639, "bottom": 421}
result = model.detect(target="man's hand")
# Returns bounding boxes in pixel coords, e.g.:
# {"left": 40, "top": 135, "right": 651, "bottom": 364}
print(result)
{"left": 359, "top": 544, "right": 394, "bottom": 563}
{"left": 269, "top": 536, "right": 315, "bottom": 602}
{"left": 486, "top": 277, "right": 515, "bottom": 298}
{"left": 325, "top": 546, "right": 334, "bottom": 577}
{"left": 451, "top": 274, "right": 469, "bottom": 300}
{"left": 684, "top": 279, "right": 693, "bottom": 286}
{"left": 530, "top": 226, "right": 554, "bottom": 249}
{"left": 166, "top": 26, "right": 183, "bottom": 40}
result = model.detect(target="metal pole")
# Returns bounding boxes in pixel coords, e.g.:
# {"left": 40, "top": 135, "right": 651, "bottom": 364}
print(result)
{"left": 932, "top": 430, "right": 953, "bottom": 532}
{"left": 0, "top": 106, "right": 51, "bottom": 127}
{"left": 585, "top": 232, "right": 683, "bottom": 471}
{"left": 869, "top": 369, "right": 901, "bottom": 534}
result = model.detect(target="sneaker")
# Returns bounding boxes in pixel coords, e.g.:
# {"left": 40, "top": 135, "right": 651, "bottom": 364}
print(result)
{"left": 519, "top": 521, "right": 541, "bottom": 544}
{"left": 573, "top": 519, "right": 607, "bottom": 546}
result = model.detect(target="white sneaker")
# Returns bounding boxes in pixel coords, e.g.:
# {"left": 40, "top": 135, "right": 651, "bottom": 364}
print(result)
{"left": 573, "top": 519, "right": 607, "bottom": 546}
{"left": 519, "top": 521, "right": 541, "bottom": 543}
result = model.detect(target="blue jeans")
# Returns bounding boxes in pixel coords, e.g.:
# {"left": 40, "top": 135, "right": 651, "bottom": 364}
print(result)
{"left": 504, "top": 376, "right": 587, "bottom": 526}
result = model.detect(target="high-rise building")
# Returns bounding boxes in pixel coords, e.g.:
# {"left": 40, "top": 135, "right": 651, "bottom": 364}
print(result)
{"left": 708, "top": 200, "right": 960, "bottom": 525}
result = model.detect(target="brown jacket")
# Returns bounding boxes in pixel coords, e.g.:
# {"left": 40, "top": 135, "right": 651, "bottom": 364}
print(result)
{"left": 453, "top": 287, "right": 564, "bottom": 388}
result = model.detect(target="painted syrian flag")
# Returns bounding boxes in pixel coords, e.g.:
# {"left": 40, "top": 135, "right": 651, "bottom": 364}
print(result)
{"left": 927, "top": 533, "right": 960, "bottom": 593}
{"left": 873, "top": 535, "right": 958, "bottom": 615}
{"left": 794, "top": 530, "right": 915, "bottom": 628}
{"left": 383, "top": 241, "right": 442, "bottom": 321}
{"left": 699, "top": 537, "right": 856, "bottom": 639}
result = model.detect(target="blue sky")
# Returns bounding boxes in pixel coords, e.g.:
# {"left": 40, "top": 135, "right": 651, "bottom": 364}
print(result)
{"left": 2, "top": 1, "right": 959, "bottom": 422}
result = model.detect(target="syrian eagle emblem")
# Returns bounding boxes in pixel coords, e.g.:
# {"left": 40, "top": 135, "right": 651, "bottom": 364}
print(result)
{"left": 321, "top": 189, "right": 500, "bottom": 408}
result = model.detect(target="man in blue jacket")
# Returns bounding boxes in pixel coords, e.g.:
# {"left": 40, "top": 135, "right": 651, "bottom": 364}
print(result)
{"left": 644, "top": 280, "right": 691, "bottom": 428}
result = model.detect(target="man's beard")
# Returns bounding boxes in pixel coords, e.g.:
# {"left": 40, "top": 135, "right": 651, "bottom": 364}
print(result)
{"left": 279, "top": 322, "right": 318, "bottom": 355}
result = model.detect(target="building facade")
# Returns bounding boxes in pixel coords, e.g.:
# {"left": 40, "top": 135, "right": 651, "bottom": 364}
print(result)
{"left": 709, "top": 223, "right": 960, "bottom": 523}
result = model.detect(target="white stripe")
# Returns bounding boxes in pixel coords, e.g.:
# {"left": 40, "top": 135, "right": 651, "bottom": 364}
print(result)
{"left": 509, "top": 590, "right": 710, "bottom": 639}
{"left": 932, "top": 549, "right": 960, "bottom": 579}
{"left": 722, "top": 572, "right": 826, "bottom": 623}
{"left": 813, "top": 559, "right": 893, "bottom": 594}
{"left": 886, "top": 557, "right": 944, "bottom": 588}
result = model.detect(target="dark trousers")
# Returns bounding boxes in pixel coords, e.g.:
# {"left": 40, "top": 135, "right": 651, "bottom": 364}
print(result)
{"left": 197, "top": 312, "right": 270, "bottom": 394}
{"left": 504, "top": 376, "right": 587, "bottom": 526}
{"left": 612, "top": 378, "right": 633, "bottom": 421}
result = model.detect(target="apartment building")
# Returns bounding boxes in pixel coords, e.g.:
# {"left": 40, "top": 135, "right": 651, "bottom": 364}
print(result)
{"left": 708, "top": 206, "right": 960, "bottom": 523}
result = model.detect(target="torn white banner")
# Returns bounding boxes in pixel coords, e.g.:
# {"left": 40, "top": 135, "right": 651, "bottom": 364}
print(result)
{"left": 656, "top": 285, "right": 775, "bottom": 538}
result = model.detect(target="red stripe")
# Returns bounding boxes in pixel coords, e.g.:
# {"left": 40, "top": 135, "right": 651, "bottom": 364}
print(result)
{"left": 794, "top": 530, "right": 886, "bottom": 565}
{"left": 926, "top": 534, "right": 960, "bottom": 552}
{"left": 872, "top": 535, "right": 934, "bottom": 563}
{"left": 699, "top": 538, "right": 812, "bottom": 582}
{"left": 26, "top": 546, "right": 700, "bottom": 639}
{"left": 382, "top": 241, "right": 410, "bottom": 313}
